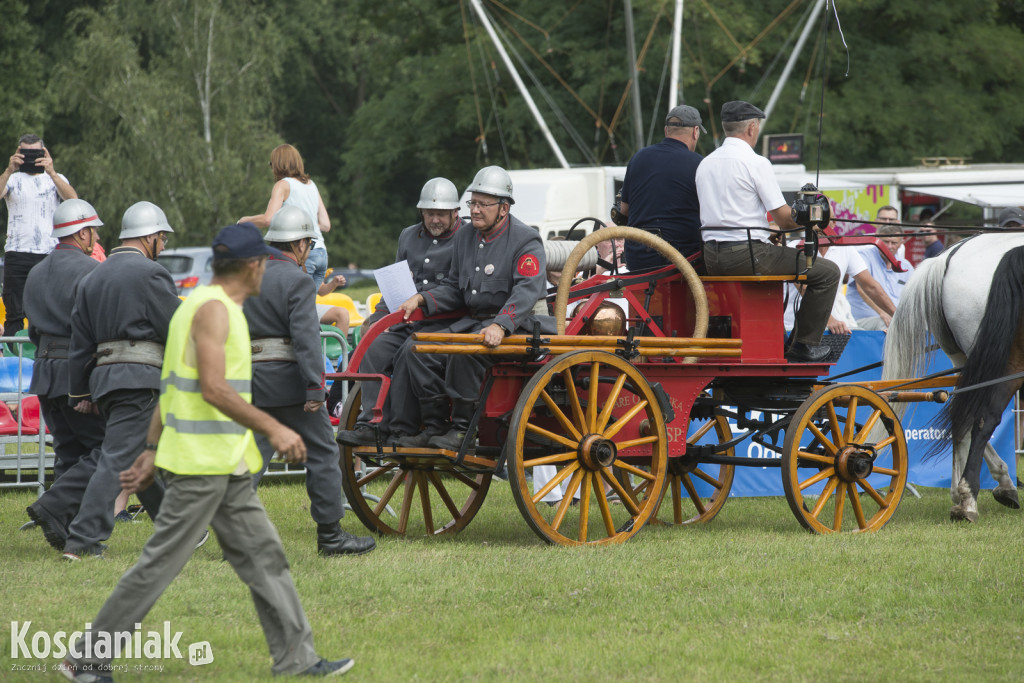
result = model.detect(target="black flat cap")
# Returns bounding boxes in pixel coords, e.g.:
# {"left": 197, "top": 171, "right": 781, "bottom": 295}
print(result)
{"left": 721, "top": 101, "right": 766, "bottom": 122}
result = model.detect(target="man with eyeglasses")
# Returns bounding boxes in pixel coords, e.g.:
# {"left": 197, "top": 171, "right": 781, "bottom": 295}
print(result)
{"left": 58, "top": 201, "right": 184, "bottom": 562}
{"left": 393, "top": 166, "right": 547, "bottom": 450}
{"left": 617, "top": 104, "right": 705, "bottom": 270}
{"left": 337, "top": 177, "right": 466, "bottom": 448}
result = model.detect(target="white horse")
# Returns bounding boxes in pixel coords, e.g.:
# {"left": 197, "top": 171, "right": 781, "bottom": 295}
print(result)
{"left": 882, "top": 233, "right": 1022, "bottom": 522}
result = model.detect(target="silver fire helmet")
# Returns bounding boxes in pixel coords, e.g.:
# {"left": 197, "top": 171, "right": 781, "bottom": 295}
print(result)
{"left": 465, "top": 166, "right": 514, "bottom": 205}
{"left": 119, "top": 201, "right": 174, "bottom": 239}
{"left": 265, "top": 205, "right": 317, "bottom": 243}
{"left": 416, "top": 177, "right": 460, "bottom": 210}
{"left": 52, "top": 198, "right": 103, "bottom": 239}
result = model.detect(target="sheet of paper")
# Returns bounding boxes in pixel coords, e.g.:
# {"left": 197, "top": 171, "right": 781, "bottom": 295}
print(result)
{"left": 374, "top": 260, "right": 419, "bottom": 312}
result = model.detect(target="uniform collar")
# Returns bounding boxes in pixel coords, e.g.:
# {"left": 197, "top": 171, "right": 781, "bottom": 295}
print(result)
{"left": 269, "top": 252, "right": 299, "bottom": 267}
{"left": 420, "top": 219, "right": 462, "bottom": 241}
{"left": 477, "top": 215, "right": 510, "bottom": 244}
{"left": 110, "top": 246, "right": 147, "bottom": 257}
{"left": 54, "top": 243, "right": 84, "bottom": 252}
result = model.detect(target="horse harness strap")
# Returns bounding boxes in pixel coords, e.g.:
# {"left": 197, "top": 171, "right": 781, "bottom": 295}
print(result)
{"left": 95, "top": 340, "right": 165, "bottom": 367}
{"left": 251, "top": 337, "right": 298, "bottom": 363}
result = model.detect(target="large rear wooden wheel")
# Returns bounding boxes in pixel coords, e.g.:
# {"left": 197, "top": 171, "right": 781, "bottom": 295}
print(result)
{"left": 506, "top": 350, "right": 668, "bottom": 546}
{"left": 781, "top": 385, "right": 908, "bottom": 533}
{"left": 338, "top": 385, "right": 491, "bottom": 536}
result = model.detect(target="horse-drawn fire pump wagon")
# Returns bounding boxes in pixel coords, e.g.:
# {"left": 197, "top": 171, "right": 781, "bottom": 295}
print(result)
{"left": 333, "top": 205, "right": 953, "bottom": 547}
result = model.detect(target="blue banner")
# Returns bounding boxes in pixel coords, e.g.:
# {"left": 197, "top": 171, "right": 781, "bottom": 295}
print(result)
{"left": 689, "top": 331, "right": 1016, "bottom": 497}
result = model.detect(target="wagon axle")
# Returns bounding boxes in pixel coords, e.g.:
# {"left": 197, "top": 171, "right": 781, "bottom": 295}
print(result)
{"left": 579, "top": 434, "right": 617, "bottom": 470}
{"left": 834, "top": 446, "right": 874, "bottom": 482}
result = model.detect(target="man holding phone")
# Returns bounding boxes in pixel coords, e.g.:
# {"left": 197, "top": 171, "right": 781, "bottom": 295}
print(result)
{"left": 0, "top": 133, "right": 77, "bottom": 335}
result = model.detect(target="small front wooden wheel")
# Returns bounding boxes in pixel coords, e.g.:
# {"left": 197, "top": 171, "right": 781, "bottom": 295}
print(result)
{"left": 781, "top": 385, "right": 908, "bottom": 533}
{"left": 338, "top": 385, "right": 491, "bottom": 536}
{"left": 614, "top": 411, "right": 735, "bottom": 526}
{"left": 506, "top": 350, "right": 668, "bottom": 546}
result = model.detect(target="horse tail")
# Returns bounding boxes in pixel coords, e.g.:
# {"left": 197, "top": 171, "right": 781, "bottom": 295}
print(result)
{"left": 882, "top": 255, "right": 950, "bottom": 421}
{"left": 942, "top": 245, "right": 1024, "bottom": 445}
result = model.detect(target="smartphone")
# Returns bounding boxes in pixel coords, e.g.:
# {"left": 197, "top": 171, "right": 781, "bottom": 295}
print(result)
{"left": 19, "top": 148, "right": 44, "bottom": 174}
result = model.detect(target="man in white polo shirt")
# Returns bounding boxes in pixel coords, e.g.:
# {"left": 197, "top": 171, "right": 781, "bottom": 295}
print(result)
{"left": 695, "top": 101, "right": 839, "bottom": 363}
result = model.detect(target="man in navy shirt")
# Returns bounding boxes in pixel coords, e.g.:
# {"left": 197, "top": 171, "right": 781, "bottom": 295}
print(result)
{"left": 619, "top": 105, "right": 705, "bottom": 270}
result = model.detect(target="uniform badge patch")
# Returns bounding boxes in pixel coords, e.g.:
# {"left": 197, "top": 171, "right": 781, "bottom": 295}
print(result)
{"left": 517, "top": 254, "right": 540, "bottom": 277}
{"left": 484, "top": 264, "right": 495, "bottom": 275}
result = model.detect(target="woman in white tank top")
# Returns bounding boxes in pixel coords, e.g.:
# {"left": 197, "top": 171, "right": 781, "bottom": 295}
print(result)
{"left": 239, "top": 143, "right": 332, "bottom": 285}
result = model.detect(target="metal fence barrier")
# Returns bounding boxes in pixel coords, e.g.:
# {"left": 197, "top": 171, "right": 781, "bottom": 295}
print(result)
{"left": 0, "top": 337, "right": 53, "bottom": 496}
{"left": 0, "top": 328, "right": 351, "bottom": 492}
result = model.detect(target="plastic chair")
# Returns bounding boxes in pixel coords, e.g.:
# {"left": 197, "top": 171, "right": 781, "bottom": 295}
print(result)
{"left": 14, "top": 330, "right": 36, "bottom": 360}
{"left": 320, "top": 324, "right": 346, "bottom": 361}
{"left": 0, "top": 357, "right": 33, "bottom": 394}
{"left": 19, "top": 395, "right": 46, "bottom": 434}
{"left": 0, "top": 401, "right": 37, "bottom": 436}
{"left": 316, "top": 292, "right": 365, "bottom": 327}
{"left": 366, "top": 292, "right": 382, "bottom": 314}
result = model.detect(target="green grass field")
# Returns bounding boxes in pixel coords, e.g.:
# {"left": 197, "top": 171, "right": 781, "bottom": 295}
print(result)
{"left": 2, "top": 478, "right": 1022, "bottom": 681}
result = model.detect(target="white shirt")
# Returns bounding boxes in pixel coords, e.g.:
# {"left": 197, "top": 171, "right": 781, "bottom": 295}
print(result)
{"left": 784, "top": 245, "right": 867, "bottom": 330}
{"left": 3, "top": 172, "right": 67, "bottom": 254}
{"left": 283, "top": 177, "right": 325, "bottom": 250}
{"left": 695, "top": 137, "right": 786, "bottom": 244}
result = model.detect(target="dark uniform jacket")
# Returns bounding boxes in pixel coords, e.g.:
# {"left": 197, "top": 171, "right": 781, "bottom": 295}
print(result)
{"left": 422, "top": 214, "right": 546, "bottom": 334}
{"left": 373, "top": 218, "right": 467, "bottom": 316}
{"left": 243, "top": 253, "right": 324, "bottom": 406}
{"left": 68, "top": 246, "right": 180, "bottom": 403}
{"left": 24, "top": 244, "right": 100, "bottom": 398}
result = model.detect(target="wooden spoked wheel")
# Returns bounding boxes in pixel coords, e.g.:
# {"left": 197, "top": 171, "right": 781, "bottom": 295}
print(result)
{"left": 506, "top": 350, "right": 668, "bottom": 546}
{"left": 337, "top": 385, "right": 491, "bottom": 537}
{"left": 781, "top": 385, "right": 908, "bottom": 534}
{"left": 614, "top": 412, "right": 735, "bottom": 526}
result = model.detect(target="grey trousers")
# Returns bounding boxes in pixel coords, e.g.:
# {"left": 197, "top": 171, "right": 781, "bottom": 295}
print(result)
{"left": 703, "top": 240, "right": 840, "bottom": 345}
{"left": 387, "top": 336, "right": 448, "bottom": 435}
{"left": 251, "top": 403, "right": 345, "bottom": 524}
{"left": 70, "top": 470, "right": 319, "bottom": 676}
{"left": 29, "top": 397, "right": 106, "bottom": 542}
{"left": 64, "top": 389, "right": 165, "bottom": 555}
{"left": 355, "top": 319, "right": 451, "bottom": 428}
{"left": 38, "top": 393, "right": 105, "bottom": 482}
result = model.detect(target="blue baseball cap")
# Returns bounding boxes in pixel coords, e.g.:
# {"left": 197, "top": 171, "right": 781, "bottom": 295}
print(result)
{"left": 211, "top": 222, "right": 283, "bottom": 259}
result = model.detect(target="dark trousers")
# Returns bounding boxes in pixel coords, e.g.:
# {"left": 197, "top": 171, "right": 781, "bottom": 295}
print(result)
{"left": 703, "top": 241, "right": 840, "bottom": 345}
{"left": 3, "top": 251, "right": 47, "bottom": 333}
{"left": 38, "top": 394, "right": 105, "bottom": 482}
{"left": 387, "top": 336, "right": 448, "bottom": 435}
{"left": 63, "top": 389, "right": 165, "bottom": 555}
{"left": 251, "top": 403, "right": 345, "bottom": 524}
{"left": 71, "top": 471, "right": 318, "bottom": 675}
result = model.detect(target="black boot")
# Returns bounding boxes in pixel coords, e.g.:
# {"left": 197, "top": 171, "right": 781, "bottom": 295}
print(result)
{"left": 393, "top": 395, "right": 451, "bottom": 447}
{"left": 336, "top": 423, "right": 380, "bottom": 447}
{"left": 785, "top": 341, "right": 831, "bottom": 363}
{"left": 316, "top": 523, "right": 376, "bottom": 556}
{"left": 428, "top": 400, "right": 476, "bottom": 452}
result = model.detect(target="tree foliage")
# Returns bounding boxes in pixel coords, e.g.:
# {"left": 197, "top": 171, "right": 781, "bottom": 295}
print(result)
{"left": 5, "top": 0, "right": 1024, "bottom": 264}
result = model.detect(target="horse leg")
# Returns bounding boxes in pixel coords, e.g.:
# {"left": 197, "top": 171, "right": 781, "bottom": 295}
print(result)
{"left": 983, "top": 442, "right": 1021, "bottom": 509}
{"left": 950, "top": 436, "right": 968, "bottom": 505}
{"left": 950, "top": 403, "right": 1007, "bottom": 520}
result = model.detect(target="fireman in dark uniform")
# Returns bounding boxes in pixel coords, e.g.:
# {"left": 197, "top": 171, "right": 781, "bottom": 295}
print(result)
{"left": 393, "top": 166, "right": 547, "bottom": 449}
{"left": 23, "top": 199, "right": 106, "bottom": 548}
{"left": 244, "top": 206, "right": 375, "bottom": 556}
{"left": 336, "top": 177, "right": 465, "bottom": 447}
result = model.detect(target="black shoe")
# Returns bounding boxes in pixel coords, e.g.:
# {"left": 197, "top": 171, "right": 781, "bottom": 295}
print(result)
{"left": 392, "top": 431, "right": 433, "bottom": 448}
{"left": 336, "top": 425, "right": 378, "bottom": 447}
{"left": 280, "top": 657, "right": 355, "bottom": 677}
{"left": 427, "top": 429, "right": 474, "bottom": 452}
{"left": 785, "top": 341, "right": 831, "bottom": 363}
{"left": 26, "top": 504, "right": 67, "bottom": 551}
{"left": 316, "top": 524, "right": 376, "bottom": 557}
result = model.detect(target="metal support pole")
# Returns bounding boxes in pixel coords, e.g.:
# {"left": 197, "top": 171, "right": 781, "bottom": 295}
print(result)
{"left": 763, "top": 0, "right": 827, "bottom": 124}
{"left": 469, "top": 0, "right": 570, "bottom": 169}
{"left": 669, "top": 0, "right": 684, "bottom": 108}
{"left": 623, "top": 0, "right": 644, "bottom": 151}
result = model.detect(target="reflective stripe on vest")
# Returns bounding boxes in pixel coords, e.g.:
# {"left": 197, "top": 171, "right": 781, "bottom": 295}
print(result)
{"left": 155, "top": 285, "right": 262, "bottom": 475}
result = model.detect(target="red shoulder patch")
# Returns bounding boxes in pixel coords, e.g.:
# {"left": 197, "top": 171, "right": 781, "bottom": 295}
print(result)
{"left": 517, "top": 254, "right": 540, "bottom": 277}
